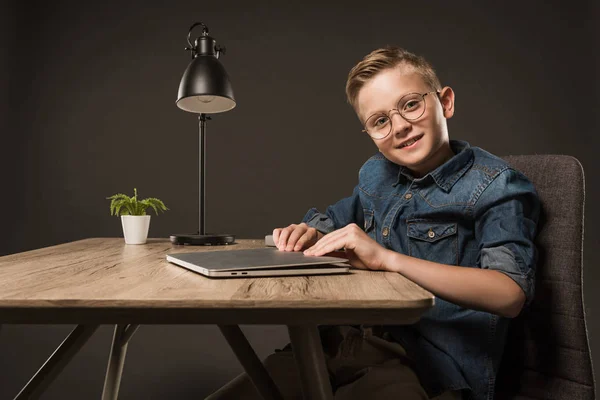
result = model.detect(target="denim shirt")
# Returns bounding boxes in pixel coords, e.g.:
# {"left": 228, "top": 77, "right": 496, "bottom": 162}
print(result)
{"left": 302, "top": 140, "right": 540, "bottom": 400}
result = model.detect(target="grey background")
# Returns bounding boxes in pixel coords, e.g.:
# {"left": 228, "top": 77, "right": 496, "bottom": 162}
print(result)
{"left": 1, "top": 0, "right": 598, "bottom": 398}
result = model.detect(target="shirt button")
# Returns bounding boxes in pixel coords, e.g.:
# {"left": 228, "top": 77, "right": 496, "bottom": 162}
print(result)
{"left": 428, "top": 229, "right": 435, "bottom": 239}
{"left": 404, "top": 193, "right": 413, "bottom": 200}
{"left": 382, "top": 227, "right": 390, "bottom": 237}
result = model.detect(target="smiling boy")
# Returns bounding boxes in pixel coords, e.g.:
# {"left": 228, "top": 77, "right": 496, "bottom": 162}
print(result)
{"left": 208, "top": 47, "right": 539, "bottom": 400}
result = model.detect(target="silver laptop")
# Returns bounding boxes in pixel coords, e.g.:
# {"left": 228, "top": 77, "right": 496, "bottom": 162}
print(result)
{"left": 166, "top": 248, "right": 349, "bottom": 278}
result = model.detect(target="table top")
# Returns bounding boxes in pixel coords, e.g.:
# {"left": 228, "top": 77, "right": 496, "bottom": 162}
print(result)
{"left": 0, "top": 238, "right": 434, "bottom": 325}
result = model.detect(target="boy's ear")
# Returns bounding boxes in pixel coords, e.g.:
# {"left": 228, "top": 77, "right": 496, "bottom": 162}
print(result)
{"left": 439, "top": 86, "right": 455, "bottom": 118}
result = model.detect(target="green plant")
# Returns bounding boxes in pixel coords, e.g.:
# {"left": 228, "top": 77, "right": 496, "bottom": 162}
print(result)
{"left": 107, "top": 188, "right": 168, "bottom": 217}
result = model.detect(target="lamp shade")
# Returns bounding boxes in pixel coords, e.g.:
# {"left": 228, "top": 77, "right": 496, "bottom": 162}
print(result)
{"left": 176, "top": 55, "right": 236, "bottom": 114}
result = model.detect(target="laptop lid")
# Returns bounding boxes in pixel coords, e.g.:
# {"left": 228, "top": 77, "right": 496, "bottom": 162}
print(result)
{"left": 166, "top": 248, "right": 349, "bottom": 278}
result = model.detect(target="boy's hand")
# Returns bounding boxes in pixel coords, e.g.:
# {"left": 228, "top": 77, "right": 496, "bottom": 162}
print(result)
{"left": 303, "top": 223, "right": 391, "bottom": 271}
{"left": 273, "top": 223, "right": 322, "bottom": 252}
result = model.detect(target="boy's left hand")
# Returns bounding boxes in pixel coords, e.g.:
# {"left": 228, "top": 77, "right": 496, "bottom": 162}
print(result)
{"left": 303, "top": 223, "right": 391, "bottom": 271}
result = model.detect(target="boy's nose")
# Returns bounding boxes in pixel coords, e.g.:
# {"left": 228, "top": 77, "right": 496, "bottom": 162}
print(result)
{"left": 390, "top": 112, "right": 411, "bottom": 137}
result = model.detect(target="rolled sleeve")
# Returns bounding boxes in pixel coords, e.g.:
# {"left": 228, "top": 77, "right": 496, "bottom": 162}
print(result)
{"left": 480, "top": 245, "right": 534, "bottom": 305}
{"left": 302, "top": 208, "right": 336, "bottom": 234}
{"left": 475, "top": 169, "right": 540, "bottom": 306}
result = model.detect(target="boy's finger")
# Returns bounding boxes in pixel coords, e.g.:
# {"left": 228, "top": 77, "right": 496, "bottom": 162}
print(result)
{"left": 294, "top": 228, "right": 320, "bottom": 251}
{"left": 306, "top": 229, "right": 346, "bottom": 255}
{"left": 278, "top": 224, "right": 299, "bottom": 250}
{"left": 307, "top": 238, "right": 341, "bottom": 256}
{"left": 310, "top": 228, "right": 321, "bottom": 241}
{"left": 286, "top": 227, "right": 307, "bottom": 251}
{"left": 277, "top": 228, "right": 292, "bottom": 250}
{"left": 272, "top": 228, "right": 281, "bottom": 245}
{"left": 294, "top": 232, "right": 312, "bottom": 251}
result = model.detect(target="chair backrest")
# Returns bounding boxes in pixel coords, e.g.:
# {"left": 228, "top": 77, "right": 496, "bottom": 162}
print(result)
{"left": 495, "top": 155, "right": 595, "bottom": 400}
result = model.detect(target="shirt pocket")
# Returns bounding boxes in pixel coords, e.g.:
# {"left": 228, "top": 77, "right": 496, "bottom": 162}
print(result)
{"left": 407, "top": 220, "right": 458, "bottom": 265}
{"left": 363, "top": 209, "right": 376, "bottom": 240}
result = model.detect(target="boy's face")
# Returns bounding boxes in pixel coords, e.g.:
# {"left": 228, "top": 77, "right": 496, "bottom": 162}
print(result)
{"left": 356, "top": 65, "right": 455, "bottom": 177}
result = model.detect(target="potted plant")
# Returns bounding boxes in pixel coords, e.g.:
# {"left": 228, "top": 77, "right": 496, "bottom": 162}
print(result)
{"left": 107, "top": 188, "right": 168, "bottom": 244}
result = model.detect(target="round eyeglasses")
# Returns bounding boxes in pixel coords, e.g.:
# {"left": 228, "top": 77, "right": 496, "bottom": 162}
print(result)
{"left": 362, "top": 91, "right": 440, "bottom": 140}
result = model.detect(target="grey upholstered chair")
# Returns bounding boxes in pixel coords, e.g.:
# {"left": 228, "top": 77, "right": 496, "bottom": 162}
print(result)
{"left": 495, "top": 155, "right": 596, "bottom": 399}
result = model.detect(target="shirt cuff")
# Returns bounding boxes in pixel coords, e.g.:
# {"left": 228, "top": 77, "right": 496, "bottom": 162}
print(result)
{"left": 302, "top": 208, "right": 336, "bottom": 234}
{"left": 480, "top": 245, "right": 535, "bottom": 306}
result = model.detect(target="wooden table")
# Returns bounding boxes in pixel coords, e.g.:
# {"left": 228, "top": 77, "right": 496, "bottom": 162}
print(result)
{"left": 0, "top": 238, "right": 434, "bottom": 400}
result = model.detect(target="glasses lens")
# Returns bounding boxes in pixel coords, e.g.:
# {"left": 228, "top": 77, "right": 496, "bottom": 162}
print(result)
{"left": 365, "top": 114, "right": 391, "bottom": 139}
{"left": 399, "top": 93, "right": 425, "bottom": 121}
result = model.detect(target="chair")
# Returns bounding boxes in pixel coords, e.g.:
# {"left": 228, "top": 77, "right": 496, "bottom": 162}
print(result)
{"left": 495, "top": 155, "right": 596, "bottom": 399}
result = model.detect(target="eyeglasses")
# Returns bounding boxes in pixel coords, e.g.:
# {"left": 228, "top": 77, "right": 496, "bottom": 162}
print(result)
{"left": 362, "top": 91, "right": 440, "bottom": 140}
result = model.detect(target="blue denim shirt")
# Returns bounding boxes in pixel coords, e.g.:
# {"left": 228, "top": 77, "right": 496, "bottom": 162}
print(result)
{"left": 302, "top": 140, "right": 540, "bottom": 400}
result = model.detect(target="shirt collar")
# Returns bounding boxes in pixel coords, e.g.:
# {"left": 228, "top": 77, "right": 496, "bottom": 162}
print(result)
{"left": 395, "top": 140, "right": 473, "bottom": 192}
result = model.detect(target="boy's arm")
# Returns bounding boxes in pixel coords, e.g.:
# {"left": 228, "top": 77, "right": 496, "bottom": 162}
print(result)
{"left": 383, "top": 253, "right": 528, "bottom": 318}
{"left": 306, "top": 169, "right": 540, "bottom": 318}
{"left": 384, "top": 168, "right": 540, "bottom": 318}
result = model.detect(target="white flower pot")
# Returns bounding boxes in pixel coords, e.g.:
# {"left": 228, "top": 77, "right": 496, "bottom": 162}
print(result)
{"left": 121, "top": 215, "right": 151, "bottom": 244}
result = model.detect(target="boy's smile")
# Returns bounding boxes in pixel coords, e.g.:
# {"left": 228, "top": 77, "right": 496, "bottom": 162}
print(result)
{"left": 356, "top": 65, "right": 456, "bottom": 177}
{"left": 393, "top": 132, "right": 424, "bottom": 149}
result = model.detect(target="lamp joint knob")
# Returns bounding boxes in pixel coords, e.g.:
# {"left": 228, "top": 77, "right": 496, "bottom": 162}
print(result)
{"left": 215, "top": 45, "right": 226, "bottom": 58}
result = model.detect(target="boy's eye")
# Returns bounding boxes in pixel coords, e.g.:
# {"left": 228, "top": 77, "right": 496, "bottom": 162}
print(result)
{"left": 403, "top": 100, "right": 420, "bottom": 111}
{"left": 374, "top": 116, "right": 389, "bottom": 127}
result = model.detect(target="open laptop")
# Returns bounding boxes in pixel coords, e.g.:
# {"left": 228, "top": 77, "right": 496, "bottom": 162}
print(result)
{"left": 166, "top": 247, "right": 349, "bottom": 278}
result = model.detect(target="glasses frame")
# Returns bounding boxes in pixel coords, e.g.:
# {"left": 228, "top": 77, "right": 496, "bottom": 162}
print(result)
{"left": 362, "top": 91, "right": 440, "bottom": 140}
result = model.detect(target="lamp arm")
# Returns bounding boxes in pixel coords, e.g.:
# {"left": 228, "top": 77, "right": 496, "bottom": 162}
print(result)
{"left": 185, "top": 22, "right": 210, "bottom": 58}
{"left": 187, "top": 22, "right": 209, "bottom": 47}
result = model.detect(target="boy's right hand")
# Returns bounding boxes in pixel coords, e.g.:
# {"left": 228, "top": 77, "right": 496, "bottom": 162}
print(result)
{"left": 273, "top": 223, "right": 322, "bottom": 252}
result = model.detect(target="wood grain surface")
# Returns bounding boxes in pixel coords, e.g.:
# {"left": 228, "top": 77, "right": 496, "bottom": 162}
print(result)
{"left": 0, "top": 238, "right": 434, "bottom": 324}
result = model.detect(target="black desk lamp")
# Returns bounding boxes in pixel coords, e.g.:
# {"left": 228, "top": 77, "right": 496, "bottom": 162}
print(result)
{"left": 170, "top": 22, "right": 236, "bottom": 246}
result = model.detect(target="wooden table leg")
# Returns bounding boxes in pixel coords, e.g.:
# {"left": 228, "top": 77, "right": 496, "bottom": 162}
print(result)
{"left": 13, "top": 324, "right": 99, "bottom": 400}
{"left": 287, "top": 325, "right": 333, "bottom": 400}
{"left": 218, "top": 325, "right": 283, "bottom": 400}
{"left": 101, "top": 324, "right": 140, "bottom": 400}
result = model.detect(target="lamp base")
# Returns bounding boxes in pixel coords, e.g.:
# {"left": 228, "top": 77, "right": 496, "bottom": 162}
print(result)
{"left": 170, "top": 233, "right": 235, "bottom": 246}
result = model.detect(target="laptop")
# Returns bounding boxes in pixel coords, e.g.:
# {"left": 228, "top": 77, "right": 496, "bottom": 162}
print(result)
{"left": 166, "top": 247, "right": 349, "bottom": 278}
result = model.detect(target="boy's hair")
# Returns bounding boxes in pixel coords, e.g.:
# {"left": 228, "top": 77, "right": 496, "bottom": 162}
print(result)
{"left": 345, "top": 46, "right": 442, "bottom": 110}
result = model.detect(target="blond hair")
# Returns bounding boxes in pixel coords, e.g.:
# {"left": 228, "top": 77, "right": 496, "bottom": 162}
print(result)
{"left": 345, "top": 46, "right": 442, "bottom": 110}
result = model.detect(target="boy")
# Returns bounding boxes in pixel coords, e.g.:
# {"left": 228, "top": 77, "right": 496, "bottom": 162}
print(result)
{"left": 208, "top": 47, "right": 539, "bottom": 400}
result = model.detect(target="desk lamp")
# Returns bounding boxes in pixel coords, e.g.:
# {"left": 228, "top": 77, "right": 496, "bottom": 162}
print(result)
{"left": 170, "top": 22, "right": 236, "bottom": 245}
